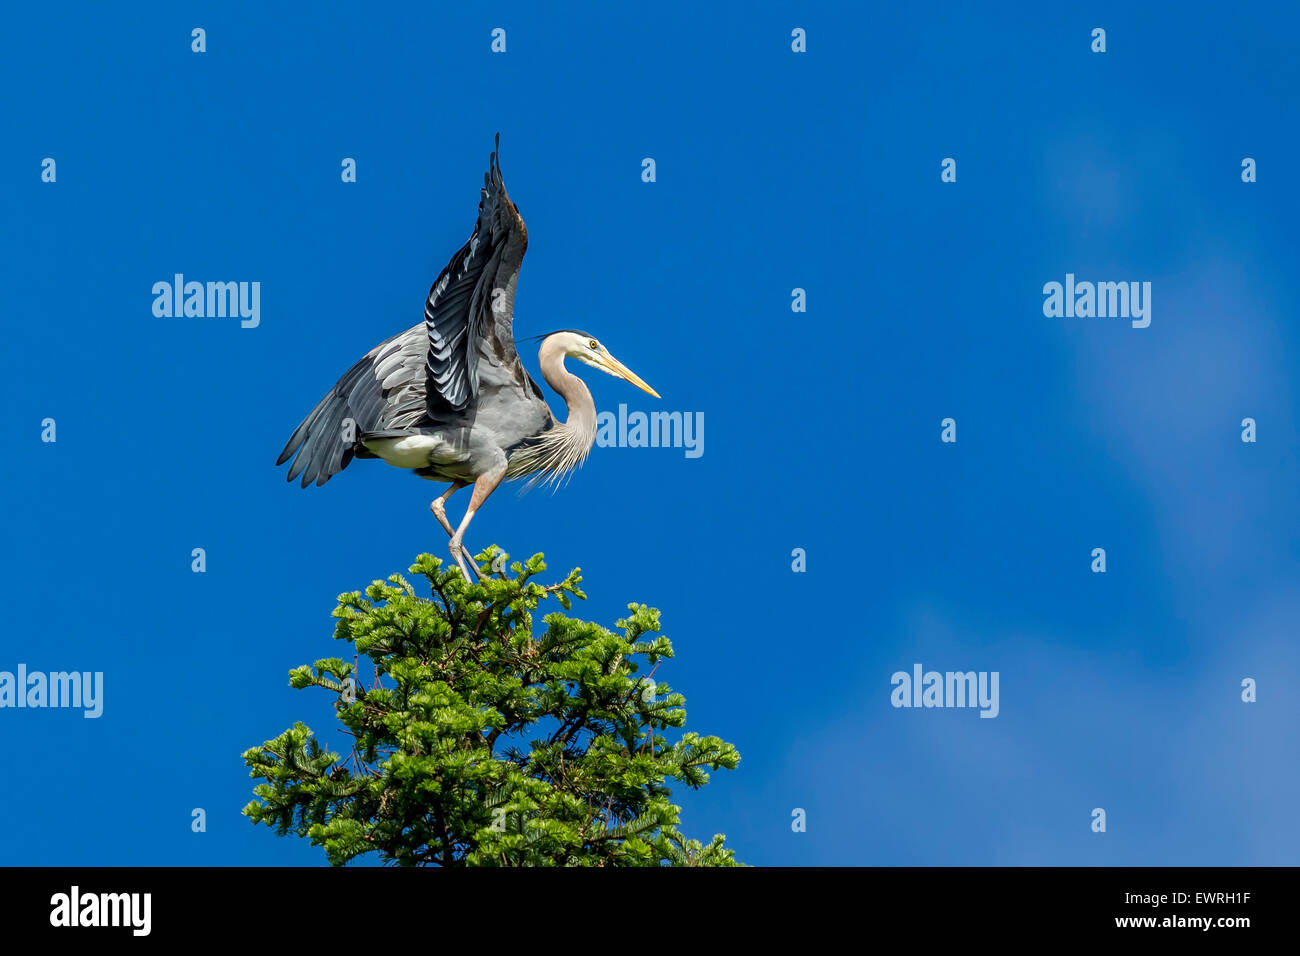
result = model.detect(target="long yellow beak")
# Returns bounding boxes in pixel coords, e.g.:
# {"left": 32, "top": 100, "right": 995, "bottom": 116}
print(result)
{"left": 602, "top": 352, "right": 661, "bottom": 399}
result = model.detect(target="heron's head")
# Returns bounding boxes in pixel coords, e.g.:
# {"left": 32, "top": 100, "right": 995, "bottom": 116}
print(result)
{"left": 545, "top": 330, "right": 660, "bottom": 398}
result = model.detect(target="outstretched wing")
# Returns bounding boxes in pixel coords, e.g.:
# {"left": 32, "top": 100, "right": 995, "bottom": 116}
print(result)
{"left": 276, "top": 135, "right": 532, "bottom": 488}
{"left": 423, "top": 133, "right": 530, "bottom": 413}
{"left": 275, "top": 324, "right": 427, "bottom": 487}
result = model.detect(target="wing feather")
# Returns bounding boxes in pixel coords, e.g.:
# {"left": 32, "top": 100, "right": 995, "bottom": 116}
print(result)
{"left": 422, "top": 133, "right": 529, "bottom": 414}
{"left": 275, "top": 325, "right": 426, "bottom": 486}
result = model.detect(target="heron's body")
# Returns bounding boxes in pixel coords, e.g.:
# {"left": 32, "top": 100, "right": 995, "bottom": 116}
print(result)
{"left": 338, "top": 324, "right": 557, "bottom": 484}
{"left": 276, "top": 137, "right": 658, "bottom": 579}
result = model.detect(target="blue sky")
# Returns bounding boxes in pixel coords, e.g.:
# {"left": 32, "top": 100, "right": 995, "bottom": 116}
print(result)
{"left": 2, "top": 2, "right": 1297, "bottom": 865}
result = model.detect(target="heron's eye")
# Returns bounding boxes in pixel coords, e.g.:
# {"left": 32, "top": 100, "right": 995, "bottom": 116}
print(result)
{"left": 588, "top": 340, "right": 598, "bottom": 350}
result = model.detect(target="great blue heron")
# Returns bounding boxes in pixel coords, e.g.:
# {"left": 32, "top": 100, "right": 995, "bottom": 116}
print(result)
{"left": 276, "top": 136, "right": 659, "bottom": 581}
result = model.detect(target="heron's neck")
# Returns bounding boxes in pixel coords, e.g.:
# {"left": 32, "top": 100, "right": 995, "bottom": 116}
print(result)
{"left": 538, "top": 340, "right": 597, "bottom": 451}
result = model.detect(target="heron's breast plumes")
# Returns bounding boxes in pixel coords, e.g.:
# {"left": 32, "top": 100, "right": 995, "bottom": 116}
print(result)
{"left": 505, "top": 418, "right": 597, "bottom": 491}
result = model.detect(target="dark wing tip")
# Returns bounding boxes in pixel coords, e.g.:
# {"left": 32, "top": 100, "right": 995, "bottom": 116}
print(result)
{"left": 490, "top": 133, "right": 504, "bottom": 186}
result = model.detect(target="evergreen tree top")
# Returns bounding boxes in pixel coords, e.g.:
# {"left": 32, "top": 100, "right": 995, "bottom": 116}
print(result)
{"left": 243, "top": 547, "right": 741, "bottom": 866}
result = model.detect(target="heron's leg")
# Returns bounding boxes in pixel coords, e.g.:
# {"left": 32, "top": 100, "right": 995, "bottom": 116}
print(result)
{"left": 449, "top": 465, "right": 507, "bottom": 583}
{"left": 432, "top": 483, "right": 479, "bottom": 582}
{"left": 430, "top": 482, "right": 465, "bottom": 538}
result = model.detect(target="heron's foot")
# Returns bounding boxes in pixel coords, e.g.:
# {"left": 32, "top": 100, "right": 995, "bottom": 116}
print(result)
{"left": 448, "top": 538, "right": 480, "bottom": 583}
